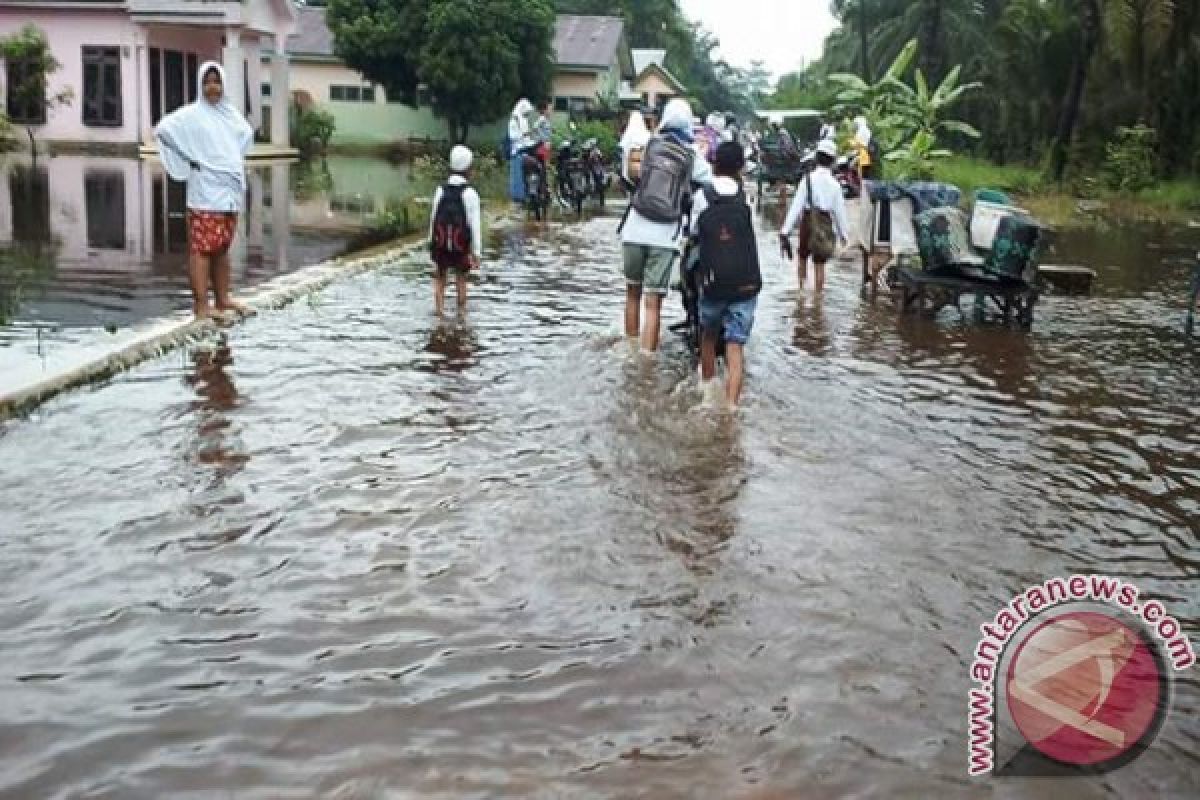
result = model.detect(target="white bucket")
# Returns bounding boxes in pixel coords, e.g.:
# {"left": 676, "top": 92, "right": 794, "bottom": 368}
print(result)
{"left": 971, "top": 201, "right": 1028, "bottom": 251}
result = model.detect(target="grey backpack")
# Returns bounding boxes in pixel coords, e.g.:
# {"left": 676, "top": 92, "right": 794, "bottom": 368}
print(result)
{"left": 631, "top": 135, "right": 694, "bottom": 223}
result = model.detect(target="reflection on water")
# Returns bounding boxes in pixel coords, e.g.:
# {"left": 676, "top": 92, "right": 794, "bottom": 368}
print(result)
{"left": 183, "top": 340, "right": 247, "bottom": 486}
{"left": 0, "top": 155, "right": 414, "bottom": 338}
{"left": 0, "top": 208, "right": 1198, "bottom": 797}
{"left": 422, "top": 321, "right": 480, "bottom": 375}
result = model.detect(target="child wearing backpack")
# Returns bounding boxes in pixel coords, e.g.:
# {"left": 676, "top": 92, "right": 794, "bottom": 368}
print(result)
{"left": 779, "top": 139, "right": 850, "bottom": 293}
{"left": 430, "top": 145, "right": 482, "bottom": 316}
{"left": 619, "top": 97, "right": 714, "bottom": 353}
{"left": 691, "top": 141, "right": 760, "bottom": 411}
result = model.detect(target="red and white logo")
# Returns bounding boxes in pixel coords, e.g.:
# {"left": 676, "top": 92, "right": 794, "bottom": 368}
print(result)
{"left": 1005, "top": 610, "right": 1164, "bottom": 768}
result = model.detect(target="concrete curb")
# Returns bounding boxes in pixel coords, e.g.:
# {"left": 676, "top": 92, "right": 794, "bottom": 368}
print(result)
{"left": 0, "top": 237, "right": 427, "bottom": 421}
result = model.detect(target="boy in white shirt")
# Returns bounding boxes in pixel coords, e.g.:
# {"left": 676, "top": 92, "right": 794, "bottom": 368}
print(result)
{"left": 429, "top": 145, "right": 483, "bottom": 316}
{"left": 779, "top": 139, "right": 850, "bottom": 293}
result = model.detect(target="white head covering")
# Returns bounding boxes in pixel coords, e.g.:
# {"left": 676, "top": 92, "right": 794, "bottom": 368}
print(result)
{"left": 705, "top": 112, "right": 726, "bottom": 133}
{"left": 817, "top": 139, "right": 838, "bottom": 159}
{"left": 508, "top": 97, "right": 534, "bottom": 153}
{"left": 512, "top": 97, "right": 534, "bottom": 120}
{"left": 854, "top": 115, "right": 872, "bottom": 146}
{"left": 450, "top": 145, "right": 473, "bottom": 172}
{"left": 154, "top": 61, "right": 253, "bottom": 190}
{"left": 658, "top": 98, "right": 694, "bottom": 136}
{"left": 620, "top": 110, "right": 651, "bottom": 150}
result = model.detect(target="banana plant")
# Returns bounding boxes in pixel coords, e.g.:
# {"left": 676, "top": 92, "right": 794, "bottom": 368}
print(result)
{"left": 884, "top": 62, "right": 983, "bottom": 143}
{"left": 827, "top": 38, "right": 919, "bottom": 150}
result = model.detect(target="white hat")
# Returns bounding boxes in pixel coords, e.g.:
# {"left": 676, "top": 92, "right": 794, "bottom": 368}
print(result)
{"left": 450, "top": 145, "right": 473, "bottom": 172}
{"left": 817, "top": 139, "right": 838, "bottom": 158}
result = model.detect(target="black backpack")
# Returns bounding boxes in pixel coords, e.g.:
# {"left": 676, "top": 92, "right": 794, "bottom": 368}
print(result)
{"left": 431, "top": 183, "right": 470, "bottom": 260}
{"left": 697, "top": 187, "right": 760, "bottom": 301}
{"left": 631, "top": 135, "right": 694, "bottom": 223}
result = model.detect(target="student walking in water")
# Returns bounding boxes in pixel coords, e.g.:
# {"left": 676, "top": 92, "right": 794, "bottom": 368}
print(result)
{"left": 429, "top": 146, "right": 483, "bottom": 316}
{"left": 155, "top": 61, "right": 254, "bottom": 320}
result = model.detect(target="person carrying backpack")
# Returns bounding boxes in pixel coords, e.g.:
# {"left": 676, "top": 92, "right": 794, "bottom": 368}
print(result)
{"left": 619, "top": 97, "right": 714, "bottom": 353}
{"left": 690, "top": 141, "right": 760, "bottom": 411}
{"left": 779, "top": 139, "right": 850, "bottom": 294}
{"left": 429, "top": 145, "right": 482, "bottom": 316}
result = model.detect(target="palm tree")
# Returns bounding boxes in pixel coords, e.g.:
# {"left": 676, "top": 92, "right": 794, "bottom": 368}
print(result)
{"left": 1050, "top": 0, "right": 1103, "bottom": 182}
{"left": 1104, "top": 0, "right": 1175, "bottom": 119}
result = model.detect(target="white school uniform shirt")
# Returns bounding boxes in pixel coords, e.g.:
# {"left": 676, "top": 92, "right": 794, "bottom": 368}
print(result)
{"left": 689, "top": 175, "right": 746, "bottom": 235}
{"left": 620, "top": 137, "right": 714, "bottom": 251}
{"left": 429, "top": 174, "right": 482, "bottom": 259}
{"left": 780, "top": 166, "right": 851, "bottom": 244}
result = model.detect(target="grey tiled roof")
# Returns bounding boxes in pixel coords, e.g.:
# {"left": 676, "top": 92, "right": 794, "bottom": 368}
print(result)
{"left": 554, "top": 15, "right": 624, "bottom": 69}
{"left": 288, "top": 7, "right": 335, "bottom": 58}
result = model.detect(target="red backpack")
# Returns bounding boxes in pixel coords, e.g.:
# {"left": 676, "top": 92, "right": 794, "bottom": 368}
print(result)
{"left": 432, "top": 183, "right": 470, "bottom": 261}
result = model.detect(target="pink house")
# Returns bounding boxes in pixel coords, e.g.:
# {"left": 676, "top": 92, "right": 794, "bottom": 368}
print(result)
{"left": 0, "top": 0, "right": 297, "bottom": 152}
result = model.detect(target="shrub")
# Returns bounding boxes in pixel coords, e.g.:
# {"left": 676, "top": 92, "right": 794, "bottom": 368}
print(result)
{"left": 412, "top": 150, "right": 507, "bottom": 201}
{"left": 1103, "top": 125, "right": 1158, "bottom": 193}
{"left": 553, "top": 119, "right": 619, "bottom": 162}
{"left": 291, "top": 107, "right": 336, "bottom": 156}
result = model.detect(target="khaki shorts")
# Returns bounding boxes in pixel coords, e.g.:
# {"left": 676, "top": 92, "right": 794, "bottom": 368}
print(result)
{"left": 622, "top": 244, "right": 677, "bottom": 295}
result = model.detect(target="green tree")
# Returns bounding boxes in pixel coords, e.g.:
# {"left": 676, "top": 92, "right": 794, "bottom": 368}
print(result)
{"left": 327, "top": 0, "right": 554, "bottom": 142}
{"left": 0, "top": 25, "right": 73, "bottom": 159}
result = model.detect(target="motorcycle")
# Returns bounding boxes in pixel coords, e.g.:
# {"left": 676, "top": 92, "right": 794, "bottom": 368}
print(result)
{"left": 582, "top": 138, "right": 610, "bottom": 209}
{"left": 554, "top": 140, "right": 591, "bottom": 217}
{"left": 834, "top": 152, "right": 861, "bottom": 199}
{"left": 521, "top": 146, "right": 550, "bottom": 221}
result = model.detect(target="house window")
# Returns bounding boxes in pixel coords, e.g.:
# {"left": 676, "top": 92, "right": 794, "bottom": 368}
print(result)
{"left": 416, "top": 86, "right": 432, "bottom": 107}
{"left": 330, "top": 85, "right": 375, "bottom": 103}
{"left": 553, "top": 97, "right": 569, "bottom": 112}
{"left": 85, "top": 170, "right": 126, "bottom": 250}
{"left": 5, "top": 56, "right": 47, "bottom": 125}
{"left": 261, "top": 82, "right": 271, "bottom": 98}
{"left": 82, "top": 46, "right": 122, "bottom": 127}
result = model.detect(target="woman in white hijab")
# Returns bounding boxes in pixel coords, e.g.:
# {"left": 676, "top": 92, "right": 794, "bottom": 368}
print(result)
{"left": 853, "top": 115, "right": 876, "bottom": 179}
{"left": 507, "top": 97, "right": 535, "bottom": 201}
{"left": 619, "top": 109, "right": 651, "bottom": 182}
{"left": 155, "top": 61, "right": 254, "bottom": 318}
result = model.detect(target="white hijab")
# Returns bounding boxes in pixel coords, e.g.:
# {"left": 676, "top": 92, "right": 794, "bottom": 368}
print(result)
{"left": 155, "top": 62, "right": 253, "bottom": 190}
{"left": 620, "top": 110, "right": 650, "bottom": 150}
{"left": 854, "top": 115, "right": 872, "bottom": 147}
{"left": 509, "top": 97, "right": 533, "bottom": 145}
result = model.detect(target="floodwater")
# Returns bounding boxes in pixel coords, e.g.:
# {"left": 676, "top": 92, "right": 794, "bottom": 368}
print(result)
{"left": 0, "top": 155, "right": 417, "bottom": 382}
{"left": 0, "top": 207, "right": 1198, "bottom": 798}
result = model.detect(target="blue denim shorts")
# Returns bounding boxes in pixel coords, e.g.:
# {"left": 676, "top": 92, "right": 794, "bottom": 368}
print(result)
{"left": 699, "top": 295, "right": 757, "bottom": 345}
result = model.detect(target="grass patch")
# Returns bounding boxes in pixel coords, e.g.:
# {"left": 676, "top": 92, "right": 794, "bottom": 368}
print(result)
{"left": 935, "top": 157, "right": 1045, "bottom": 199}
{"left": 930, "top": 156, "right": 1200, "bottom": 227}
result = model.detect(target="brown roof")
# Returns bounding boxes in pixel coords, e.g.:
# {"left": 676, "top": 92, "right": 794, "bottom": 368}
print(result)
{"left": 554, "top": 15, "right": 625, "bottom": 70}
{"left": 288, "top": 7, "right": 336, "bottom": 58}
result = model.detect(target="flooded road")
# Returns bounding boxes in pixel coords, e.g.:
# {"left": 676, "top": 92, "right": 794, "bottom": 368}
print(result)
{"left": 0, "top": 155, "right": 417, "bottom": 383}
{"left": 1, "top": 210, "right": 1198, "bottom": 798}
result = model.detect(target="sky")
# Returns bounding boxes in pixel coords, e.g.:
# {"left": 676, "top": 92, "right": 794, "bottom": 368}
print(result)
{"left": 678, "top": 0, "right": 838, "bottom": 81}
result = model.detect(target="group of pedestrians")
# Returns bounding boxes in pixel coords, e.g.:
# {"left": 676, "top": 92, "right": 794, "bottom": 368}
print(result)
{"left": 158, "top": 64, "right": 850, "bottom": 412}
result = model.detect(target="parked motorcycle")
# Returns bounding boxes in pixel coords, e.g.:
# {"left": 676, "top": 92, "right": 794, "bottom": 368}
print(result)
{"left": 582, "top": 138, "right": 610, "bottom": 209}
{"left": 521, "top": 148, "right": 549, "bottom": 221}
{"left": 554, "top": 140, "right": 591, "bottom": 217}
